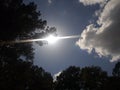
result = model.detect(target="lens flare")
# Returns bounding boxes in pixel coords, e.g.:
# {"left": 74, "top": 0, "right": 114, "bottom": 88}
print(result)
{"left": 17, "top": 35, "right": 80, "bottom": 43}
{"left": 0, "top": 35, "right": 80, "bottom": 45}
{"left": 45, "top": 35, "right": 58, "bottom": 44}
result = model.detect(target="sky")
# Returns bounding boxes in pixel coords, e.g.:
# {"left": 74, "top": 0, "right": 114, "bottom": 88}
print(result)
{"left": 24, "top": 0, "right": 120, "bottom": 76}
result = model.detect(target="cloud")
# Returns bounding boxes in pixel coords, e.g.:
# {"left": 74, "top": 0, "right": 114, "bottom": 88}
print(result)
{"left": 79, "top": 0, "right": 107, "bottom": 6}
{"left": 48, "top": 0, "right": 52, "bottom": 4}
{"left": 53, "top": 71, "right": 62, "bottom": 82}
{"left": 76, "top": 0, "right": 120, "bottom": 62}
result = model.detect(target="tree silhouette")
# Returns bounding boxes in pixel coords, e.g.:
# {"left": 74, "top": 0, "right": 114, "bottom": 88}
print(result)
{"left": 0, "top": 59, "right": 53, "bottom": 90}
{"left": 54, "top": 66, "right": 81, "bottom": 90}
{"left": 103, "top": 76, "right": 120, "bottom": 90}
{"left": 0, "top": 0, "right": 56, "bottom": 62}
{"left": 0, "top": 0, "right": 55, "bottom": 90}
{"left": 80, "top": 66, "right": 108, "bottom": 90}
{"left": 54, "top": 66, "right": 108, "bottom": 90}
{"left": 103, "top": 62, "right": 120, "bottom": 90}
{"left": 112, "top": 62, "right": 120, "bottom": 77}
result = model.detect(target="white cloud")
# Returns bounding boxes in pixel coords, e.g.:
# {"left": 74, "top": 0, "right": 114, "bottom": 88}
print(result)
{"left": 76, "top": 0, "right": 120, "bottom": 62}
{"left": 53, "top": 71, "right": 62, "bottom": 82}
{"left": 79, "top": 0, "right": 107, "bottom": 6}
{"left": 48, "top": 0, "right": 52, "bottom": 4}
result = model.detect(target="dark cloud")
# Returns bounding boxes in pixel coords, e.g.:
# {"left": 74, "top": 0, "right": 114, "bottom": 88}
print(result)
{"left": 76, "top": 0, "right": 120, "bottom": 62}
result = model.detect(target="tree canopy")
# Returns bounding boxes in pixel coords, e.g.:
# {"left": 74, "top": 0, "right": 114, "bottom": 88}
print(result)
{"left": 80, "top": 66, "right": 107, "bottom": 90}
{"left": 0, "top": 0, "right": 54, "bottom": 90}
{"left": 54, "top": 63, "right": 120, "bottom": 90}
{"left": 0, "top": 59, "right": 53, "bottom": 90}
{"left": 54, "top": 66, "right": 108, "bottom": 90}
{"left": 112, "top": 62, "right": 120, "bottom": 77}
{"left": 0, "top": 0, "right": 56, "bottom": 62}
{"left": 54, "top": 66, "right": 81, "bottom": 90}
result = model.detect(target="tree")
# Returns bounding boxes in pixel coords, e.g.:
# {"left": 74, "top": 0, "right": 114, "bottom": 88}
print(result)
{"left": 103, "top": 76, "right": 120, "bottom": 90}
{"left": 112, "top": 62, "right": 120, "bottom": 77}
{"left": 80, "top": 66, "right": 108, "bottom": 90}
{"left": 103, "top": 62, "right": 120, "bottom": 90}
{"left": 54, "top": 66, "right": 82, "bottom": 90}
{"left": 0, "top": 0, "right": 55, "bottom": 90}
{"left": 0, "top": 59, "right": 53, "bottom": 90}
{"left": 54, "top": 66, "right": 108, "bottom": 90}
{"left": 0, "top": 0, "right": 56, "bottom": 62}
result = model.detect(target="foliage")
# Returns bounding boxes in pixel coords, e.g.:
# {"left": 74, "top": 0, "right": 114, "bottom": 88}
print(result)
{"left": 112, "top": 62, "right": 120, "bottom": 77}
{"left": 54, "top": 66, "right": 81, "bottom": 90}
{"left": 0, "top": 0, "right": 56, "bottom": 62}
{"left": 0, "top": 59, "right": 53, "bottom": 90}
{"left": 54, "top": 66, "right": 107, "bottom": 90}
{"left": 103, "top": 76, "right": 120, "bottom": 90}
{"left": 80, "top": 66, "right": 107, "bottom": 90}
{"left": 0, "top": 1, "right": 55, "bottom": 89}
{"left": 54, "top": 63, "right": 120, "bottom": 90}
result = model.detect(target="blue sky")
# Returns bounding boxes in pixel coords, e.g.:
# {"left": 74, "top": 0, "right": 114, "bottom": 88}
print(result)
{"left": 24, "top": 0, "right": 119, "bottom": 75}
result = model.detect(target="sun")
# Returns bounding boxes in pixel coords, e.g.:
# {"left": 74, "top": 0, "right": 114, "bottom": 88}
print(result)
{"left": 12, "top": 34, "right": 80, "bottom": 44}
{"left": 45, "top": 35, "right": 58, "bottom": 44}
